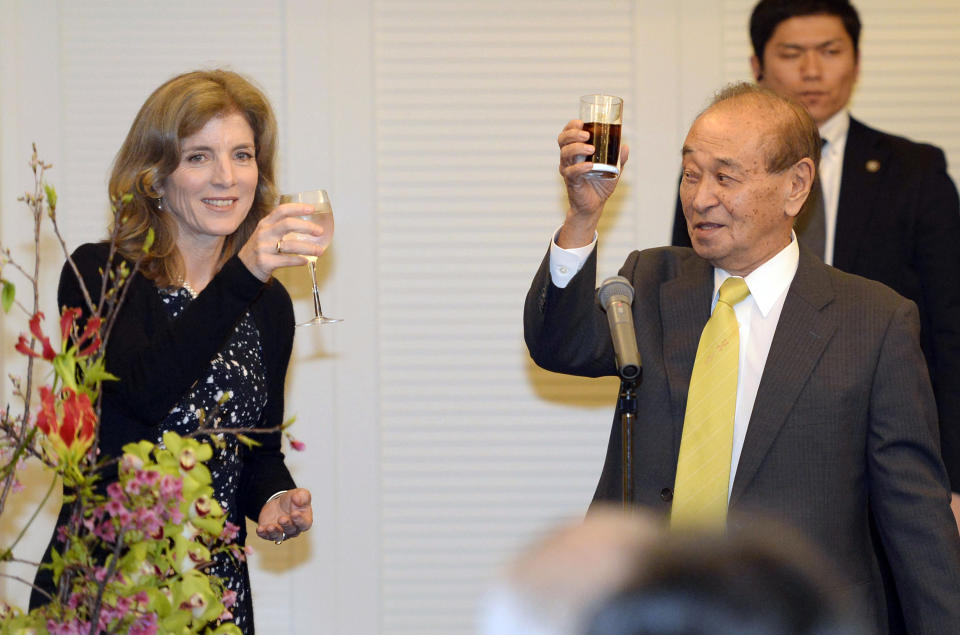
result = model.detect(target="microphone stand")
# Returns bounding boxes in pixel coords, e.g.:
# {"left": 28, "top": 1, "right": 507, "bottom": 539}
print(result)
{"left": 617, "top": 374, "right": 640, "bottom": 509}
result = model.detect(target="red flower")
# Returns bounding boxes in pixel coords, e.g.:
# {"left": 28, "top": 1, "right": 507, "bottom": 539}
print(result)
{"left": 59, "top": 307, "right": 102, "bottom": 358}
{"left": 35, "top": 385, "right": 97, "bottom": 462}
{"left": 62, "top": 388, "right": 96, "bottom": 448}
{"left": 60, "top": 307, "right": 82, "bottom": 343}
{"left": 78, "top": 315, "right": 103, "bottom": 357}
{"left": 16, "top": 312, "right": 56, "bottom": 360}
{"left": 35, "top": 386, "right": 57, "bottom": 437}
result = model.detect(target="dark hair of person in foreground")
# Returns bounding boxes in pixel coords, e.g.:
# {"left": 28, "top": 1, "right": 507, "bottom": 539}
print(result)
{"left": 584, "top": 522, "right": 866, "bottom": 635}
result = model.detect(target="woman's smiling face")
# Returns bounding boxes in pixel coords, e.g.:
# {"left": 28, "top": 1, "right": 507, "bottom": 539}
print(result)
{"left": 160, "top": 111, "right": 258, "bottom": 249}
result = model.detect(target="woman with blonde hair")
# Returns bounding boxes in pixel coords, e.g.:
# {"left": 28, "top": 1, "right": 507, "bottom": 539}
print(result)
{"left": 32, "top": 69, "right": 319, "bottom": 632}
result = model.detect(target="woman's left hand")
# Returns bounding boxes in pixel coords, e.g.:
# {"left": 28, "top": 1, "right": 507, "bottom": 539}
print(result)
{"left": 256, "top": 487, "right": 313, "bottom": 543}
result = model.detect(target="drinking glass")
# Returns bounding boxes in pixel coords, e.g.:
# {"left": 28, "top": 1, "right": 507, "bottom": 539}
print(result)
{"left": 579, "top": 94, "right": 623, "bottom": 179}
{"left": 280, "top": 190, "right": 342, "bottom": 326}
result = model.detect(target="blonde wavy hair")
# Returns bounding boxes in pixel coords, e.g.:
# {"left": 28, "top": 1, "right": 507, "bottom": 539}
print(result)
{"left": 108, "top": 69, "right": 279, "bottom": 286}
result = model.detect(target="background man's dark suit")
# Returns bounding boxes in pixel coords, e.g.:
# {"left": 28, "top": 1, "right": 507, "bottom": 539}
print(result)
{"left": 670, "top": 118, "right": 960, "bottom": 488}
{"left": 524, "top": 245, "right": 960, "bottom": 633}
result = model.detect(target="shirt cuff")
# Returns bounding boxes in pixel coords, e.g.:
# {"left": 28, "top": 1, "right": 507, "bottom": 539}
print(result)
{"left": 549, "top": 227, "right": 597, "bottom": 288}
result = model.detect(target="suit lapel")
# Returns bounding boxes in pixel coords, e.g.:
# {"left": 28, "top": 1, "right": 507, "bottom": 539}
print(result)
{"left": 660, "top": 257, "right": 714, "bottom": 443}
{"left": 833, "top": 117, "right": 889, "bottom": 270}
{"left": 730, "top": 250, "right": 837, "bottom": 506}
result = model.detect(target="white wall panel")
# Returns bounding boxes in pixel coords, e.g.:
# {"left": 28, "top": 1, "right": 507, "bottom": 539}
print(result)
{"left": 374, "top": 1, "right": 634, "bottom": 632}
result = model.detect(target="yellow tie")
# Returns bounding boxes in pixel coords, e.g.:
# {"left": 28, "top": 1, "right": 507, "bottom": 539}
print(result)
{"left": 671, "top": 276, "right": 751, "bottom": 529}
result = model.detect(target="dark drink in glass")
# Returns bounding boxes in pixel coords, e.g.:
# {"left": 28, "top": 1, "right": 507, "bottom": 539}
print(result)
{"left": 579, "top": 94, "right": 623, "bottom": 179}
{"left": 583, "top": 122, "right": 621, "bottom": 179}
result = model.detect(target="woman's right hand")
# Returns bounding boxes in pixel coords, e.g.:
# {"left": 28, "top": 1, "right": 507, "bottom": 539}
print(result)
{"left": 238, "top": 203, "right": 326, "bottom": 281}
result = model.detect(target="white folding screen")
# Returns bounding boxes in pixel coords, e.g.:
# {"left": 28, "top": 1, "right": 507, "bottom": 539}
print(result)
{"left": 373, "top": 2, "right": 635, "bottom": 631}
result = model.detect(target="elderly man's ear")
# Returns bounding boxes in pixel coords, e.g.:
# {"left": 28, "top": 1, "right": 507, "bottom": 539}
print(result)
{"left": 785, "top": 158, "right": 816, "bottom": 219}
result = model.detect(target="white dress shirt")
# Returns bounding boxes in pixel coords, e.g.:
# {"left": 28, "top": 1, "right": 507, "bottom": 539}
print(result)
{"left": 548, "top": 232, "right": 800, "bottom": 498}
{"left": 817, "top": 109, "right": 850, "bottom": 265}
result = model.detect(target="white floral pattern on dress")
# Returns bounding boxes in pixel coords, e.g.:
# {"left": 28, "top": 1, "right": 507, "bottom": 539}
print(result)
{"left": 158, "top": 286, "right": 266, "bottom": 633}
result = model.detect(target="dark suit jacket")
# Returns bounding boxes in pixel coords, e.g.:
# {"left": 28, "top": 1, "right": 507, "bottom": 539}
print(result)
{"left": 670, "top": 117, "right": 960, "bottom": 489}
{"left": 524, "top": 245, "right": 960, "bottom": 633}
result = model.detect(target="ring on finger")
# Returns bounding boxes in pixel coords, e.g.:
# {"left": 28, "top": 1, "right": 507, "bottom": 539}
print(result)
{"left": 275, "top": 530, "right": 286, "bottom": 545}
{"left": 276, "top": 238, "right": 284, "bottom": 254}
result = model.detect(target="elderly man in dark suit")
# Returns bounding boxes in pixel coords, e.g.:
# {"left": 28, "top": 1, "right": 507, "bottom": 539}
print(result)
{"left": 525, "top": 83, "right": 960, "bottom": 633}
{"left": 669, "top": 0, "right": 960, "bottom": 524}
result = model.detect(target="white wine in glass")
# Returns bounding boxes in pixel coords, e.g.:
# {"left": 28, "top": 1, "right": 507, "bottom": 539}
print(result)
{"left": 279, "top": 189, "right": 342, "bottom": 326}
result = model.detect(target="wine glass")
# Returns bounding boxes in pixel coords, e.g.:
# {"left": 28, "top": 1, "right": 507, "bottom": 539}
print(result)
{"left": 279, "top": 190, "right": 342, "bottom": 326}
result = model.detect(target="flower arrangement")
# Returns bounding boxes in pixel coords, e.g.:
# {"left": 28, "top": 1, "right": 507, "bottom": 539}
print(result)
{"left": 0, "top": 149, "right": 256, "bottom": 633}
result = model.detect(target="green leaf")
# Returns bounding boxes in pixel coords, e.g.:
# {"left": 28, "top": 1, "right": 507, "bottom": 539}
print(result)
{"left": 235, "top": 434, "right": 262, "bottom": 448}
{"left": 49, "top": 548, "right": 64, "bottom": 582}
{"left": 143, "top": 227, "right": 155, "bottom": 253}
{"left": 1, "top": 279, "right": 14, "bottom": 313}
{"left": 52, "top": 353, "right": 79, "bottom": 392}
{"left": 44, "top": 183, "right": 58, "bottom": 211}
{"left": 81, "top": 358, "right": 119, "bottom": 386}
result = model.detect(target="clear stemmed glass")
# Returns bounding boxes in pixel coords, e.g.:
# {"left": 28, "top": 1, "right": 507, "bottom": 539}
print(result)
{"left": 280, "top": 190, "right": 342, "bottom": 326}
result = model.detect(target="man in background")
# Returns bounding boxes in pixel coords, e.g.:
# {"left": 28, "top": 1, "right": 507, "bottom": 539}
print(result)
{"left": 670, "top": 1, "right": 960, "bottom": 526}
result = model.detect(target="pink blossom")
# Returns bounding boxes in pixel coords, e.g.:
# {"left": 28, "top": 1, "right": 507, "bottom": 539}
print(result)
{"left": 47, "top": 617, "right": 90, "bottom": 634}
{"left": 221, "top": 521, "right": 240, "bottom": 542}
{"left": 136, "top": 507, "right": 163, "bottom": 536}
{"left": 138, "top": 468, "right": 161, "bottom": 486}
{"left": 129, "top": 613, "right": 158, "bottom": 635}
{"left": 114, "top": 594, "right": 133, "bottom": 613}
{"left": 221, "top": 588, "right": 238, "bottom": 608}
{"left": 159, "top": 474, "right": 182, "bottom": 501}
{"left": 67, "top": 593, "right": 84, "bottom": 610}
{"left": 113, "top": 506, "right": 133, "bottom": 530}
{"left": 95, "top": 522, "right": 117, "bottom": 543}
{"left": 105, "top": 497, "right": 125, "bottom": 517}
{"left": 168, "top": 507, "right": 184, "bottom": 525}
{"left": 229, "top": 544, "right": 247, "bottom": 561}
{"left": 290, "top": 438, "right": 306, "bottom": 452}
{"left": 106, "top": 481, "right": 124, "bottom": 500}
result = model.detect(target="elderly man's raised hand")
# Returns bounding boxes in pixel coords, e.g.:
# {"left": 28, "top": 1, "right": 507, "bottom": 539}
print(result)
{"left": 556, "top": 119, "right": 629, "bottom": 249}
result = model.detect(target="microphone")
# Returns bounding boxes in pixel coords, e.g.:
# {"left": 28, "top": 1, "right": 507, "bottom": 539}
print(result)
{"left": 598, "top": 276, "right": 642, "bottom": 381}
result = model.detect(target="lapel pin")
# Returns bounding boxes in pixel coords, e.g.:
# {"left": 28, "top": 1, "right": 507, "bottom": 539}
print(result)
{"left": 865, "top": 159, "right": 881, "bottom": 173}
